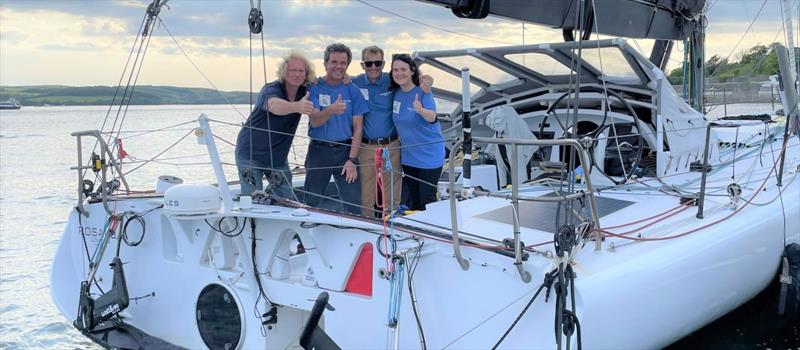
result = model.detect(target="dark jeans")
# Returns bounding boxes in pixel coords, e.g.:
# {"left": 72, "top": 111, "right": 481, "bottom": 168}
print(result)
{"left": 401, "top": 165, "right": 443, "bottom": 211}
{"left": 236, "top": 157, "right": 295, "bottom": 200}
{"left": 304, "top": 140, "right": 361, "bottom": 215}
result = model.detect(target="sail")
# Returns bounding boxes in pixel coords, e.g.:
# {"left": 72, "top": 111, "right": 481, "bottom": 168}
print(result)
{"left": 418, "top": 0, "right": 706, "bottom": 40}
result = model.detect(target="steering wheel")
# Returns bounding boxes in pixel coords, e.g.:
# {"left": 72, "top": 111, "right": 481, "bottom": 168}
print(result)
{"left": 538, "top": 86, "right": 644, "bottom": 185}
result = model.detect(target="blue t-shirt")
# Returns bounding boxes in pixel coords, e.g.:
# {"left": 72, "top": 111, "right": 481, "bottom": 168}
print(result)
{"left": 392, "top": 87, "right": 444, "bottom": 169}
{"left": 235, "top": 80, "right": 305, "bottom": 167}
{"left": 308, "top": 78, "right": 369, "bottom": 142}
{"left": 352, "top": 73, "right": 396, "bottom": 139}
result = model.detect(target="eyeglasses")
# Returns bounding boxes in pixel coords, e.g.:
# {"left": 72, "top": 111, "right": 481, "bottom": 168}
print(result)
{"left": 362, "top": 60, "right": 384, "bottom": 68}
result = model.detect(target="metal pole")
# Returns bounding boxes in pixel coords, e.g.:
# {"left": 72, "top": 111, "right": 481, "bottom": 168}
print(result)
{"left": 198, "top": 114, "right": 235, "bottom": 213}
{"left": 697, "top": 124, "right": 714, "bottom": 219}
{"left": 461, "top": 68, "right": 472, "bottom": 190}
{"left": 723, "top": 87, "right": 727, "bottom": 117}
{"left": 689, "top": 21, "right": 706, "bottom": 113}
{"left": 470, "top": 136, "right": 602, "bottom": 248}
{"left": 448, "top": 140, "right": 470, "bottom": 271}
{"left": 76, "top": 135, "right": 86, "bottom": 215}
{"left": 70, "top": 130, "right": 129, "bottom": 215}
{"left": 772, "top": 85, "right": 776, "bottom": 110}
{"left": 510, "top": 144, "right": 531, "bottom": 283}
{"left": 775, "top": 44, "right": 798, "bottom": 186}
{"left": 656, "top": 77, "right": 666, "bottom": 178}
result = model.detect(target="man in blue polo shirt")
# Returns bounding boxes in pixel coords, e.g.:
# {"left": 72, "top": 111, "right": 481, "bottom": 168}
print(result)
{"left": 236, "top": 50, "right": 315, "bottom": 199}
{"left": 305, "top": 43, "right": 368, "bottom": 215}
{"left": 352, "top": 46, "right": 434, "bottom": 218}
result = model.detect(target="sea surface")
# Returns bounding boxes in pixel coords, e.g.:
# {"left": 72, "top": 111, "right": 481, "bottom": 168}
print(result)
{"left": 0, "top": 104, "right": 797, "bottom": 349}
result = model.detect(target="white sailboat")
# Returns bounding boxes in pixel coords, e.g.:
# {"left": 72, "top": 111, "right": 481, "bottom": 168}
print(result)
{"left": 50, "top": 0, "right": 799, "bottom": 349}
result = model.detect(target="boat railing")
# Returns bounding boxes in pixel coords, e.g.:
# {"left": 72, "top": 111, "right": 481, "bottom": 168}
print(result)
{"left": 448, "top": 135, "right": 603, "bottom": 282}
{"left": 71, "top": 130, "right": 131, "bottom": 216}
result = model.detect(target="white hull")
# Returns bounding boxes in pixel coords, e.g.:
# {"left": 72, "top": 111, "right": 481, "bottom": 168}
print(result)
{"left": 51, "top": 133, "right": 800, "bottom": 349}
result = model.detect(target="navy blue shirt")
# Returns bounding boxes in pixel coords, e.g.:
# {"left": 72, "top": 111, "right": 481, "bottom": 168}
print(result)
{"left": 236, "top": 80, "right": 305, "bottom": 167}
{"left": 352, "top": 72, "right": 396, "bottom": 139}
{"left": 308, "top": 78, "right": 369, "bottom": 142}
{"left": 393, "top": 87, "right": 444, "bottom": 169}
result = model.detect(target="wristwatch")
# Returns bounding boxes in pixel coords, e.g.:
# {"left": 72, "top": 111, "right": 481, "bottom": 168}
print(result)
{"left": 348, "top": 157, "right": 359, "bottom": 165}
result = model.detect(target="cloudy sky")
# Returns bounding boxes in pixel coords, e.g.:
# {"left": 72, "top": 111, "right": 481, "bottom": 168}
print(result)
{"left": 0, "top": 0, "right": 797, "bottom": 91}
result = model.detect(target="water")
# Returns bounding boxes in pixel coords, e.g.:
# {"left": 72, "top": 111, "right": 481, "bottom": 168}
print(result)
{"left": 0, "top": 104, "right": 796, "bottom": 348}
{"left": 0, "top": 105, "right": 263, "bottom": 348}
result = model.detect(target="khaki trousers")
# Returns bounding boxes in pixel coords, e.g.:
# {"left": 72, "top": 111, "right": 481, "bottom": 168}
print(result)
{"left": 358, "top": 139, "right": 402, "bottom": 218}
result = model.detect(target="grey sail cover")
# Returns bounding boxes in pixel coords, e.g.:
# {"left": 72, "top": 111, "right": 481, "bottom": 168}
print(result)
{"left": 418, "top": 0, "right": 706, "bottom": 40}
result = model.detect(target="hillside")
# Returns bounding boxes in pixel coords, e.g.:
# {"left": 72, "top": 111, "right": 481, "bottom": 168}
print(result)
{"left": 668, "top": 44, "right": 799, "bottom": 84}
{"left": 0, "top": 85, "right": 255, "bottom": 106}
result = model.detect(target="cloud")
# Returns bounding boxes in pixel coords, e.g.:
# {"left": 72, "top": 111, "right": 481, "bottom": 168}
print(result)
{"left": 1, "top": 0, "right": 795, "bottom": 91}
{"left": 371, "top": 16, "right": 390, "bottom": 25}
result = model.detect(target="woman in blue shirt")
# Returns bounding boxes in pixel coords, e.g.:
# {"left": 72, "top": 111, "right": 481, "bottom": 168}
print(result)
{"left": 390, "top": 53, "right": 445, "bottom": 211}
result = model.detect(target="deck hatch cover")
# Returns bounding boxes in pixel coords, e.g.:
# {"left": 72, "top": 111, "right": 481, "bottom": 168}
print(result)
{"left": 475, "top": 193, "right": 634, "bottom": 232}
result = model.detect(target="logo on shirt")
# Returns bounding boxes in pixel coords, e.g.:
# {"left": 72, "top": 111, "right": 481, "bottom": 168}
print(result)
{"left": 319, "top": 94, "right": 331, "bottom": 107}
{"left": 393, "top": 101, "right": 401, "bottom": 114}
{"left": 360, "top": 89, "right": 369, "bottom": 101}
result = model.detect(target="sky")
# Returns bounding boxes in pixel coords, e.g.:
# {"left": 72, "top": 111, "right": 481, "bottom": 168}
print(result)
{"left": 0, "top": 0, "right": 798, "bottom": 92}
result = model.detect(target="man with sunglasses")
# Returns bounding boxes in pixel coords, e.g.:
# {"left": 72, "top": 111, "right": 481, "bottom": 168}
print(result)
{"left": 351, "top": 46, "right": 434, "bottom": 218}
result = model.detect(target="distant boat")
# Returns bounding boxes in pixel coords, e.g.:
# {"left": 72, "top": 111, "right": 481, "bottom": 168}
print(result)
{"left": 0, "top": 98, "right": 21, "bottom": 110}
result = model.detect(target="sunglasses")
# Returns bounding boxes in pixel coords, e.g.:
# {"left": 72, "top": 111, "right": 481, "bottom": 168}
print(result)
{"left": 362, "top": 60, "right": 384, "bottom": 68}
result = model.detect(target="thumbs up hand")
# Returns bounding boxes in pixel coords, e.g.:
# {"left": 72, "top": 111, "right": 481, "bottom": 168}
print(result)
{"left": 413, "top": 93, "right": 423, "bottom": 113}
{"left": 329, "top": 93, "right": 347, "bottom": 115}
{"left": 420, "top": 74, "right": 434, "bottom": 94}
{"left": 298, "top": 92, "right": 314, "bottom": 115}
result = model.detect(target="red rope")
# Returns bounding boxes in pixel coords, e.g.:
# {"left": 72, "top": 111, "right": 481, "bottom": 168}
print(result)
{"left": 374, "top": 148, "right": 385, "bottom": 214}
{"left": 374, "top": 147, "right": 393, "bottom": 273}
{"left": 596, "top": 141, "right": 788, "bottom": 242}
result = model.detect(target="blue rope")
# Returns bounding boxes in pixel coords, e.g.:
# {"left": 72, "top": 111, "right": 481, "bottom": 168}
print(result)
{"left": 383, "top": 147, "right": 397, "bottom": 235}
{"left": 387, "top": 259, "right": 405, "bottom": 327}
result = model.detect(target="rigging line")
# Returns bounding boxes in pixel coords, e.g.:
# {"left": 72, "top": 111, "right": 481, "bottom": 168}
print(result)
{"left": 84, "top": 14, "right": 149, "bottom": 181}
{"left": 213, "top": 133, "right": 237, "bottom": 148}
{"left": 591, "top": 0, "right": 629, "bottom": 182}
{"left": 259, "top": 25, "right": 275, "bottom": 179}
{"left": 130, "top": 149, "right": 235, "bottom": 162}
{"left": 89, "top": 13, "right": 148, "bottom": 176}
{"left": 94, "top": 22, "right": 157, "bottom": 188}
{"left": 355, "top": 0, "right": 515, "bottom": 45}
{"left": 211, "top": 116, "right": 458, "bottom": 151}
{"left": 565, "top": 0, "right": 587, "bottom": 227}
{"left": 121, "top": 129, "right": 194, "bottom": 176}
{"left": 442, "top": 285, "right": 545, "bottom": 349}
{"left": 707, "top": 0, "right": 768, "bottom": 80}
{"left": 106, "top": 15, "right": 158, "bottom": 152}
{"left": 109, "top": 124, "right": 197, "bottom": 140}
{"left": 702, "top": 18, "right": 785, "bottom": 87}
{"left": 250, "top": 29, "right": 254, "bottom": 110}
{"left": 303, "top": 206, "right": 531, "bottom": 254}
{"left": 601, "top": 204, "right": 691, "bottom": 236}
{"left": 157, "top": 18, "right": 247, "bottom": 119}
{"left": 125, "top": 159, "right": 214, "bottom": 167}
{"left": 768, "top": 135, "right": 788, "bottom": 249}
{"left": 707, "top": 0, "right": 720, "bottom": 13}
{"left": 111, "top": 25, "right": 160, "bottom": 151}
{"left": 598, "top": 140, "right": 790, "bottom": 242}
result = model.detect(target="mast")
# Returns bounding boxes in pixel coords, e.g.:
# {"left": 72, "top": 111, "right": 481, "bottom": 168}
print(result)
{"left": 688, "top": 20, "right": 706, "bottom": 113}
{"left": 783, "top": 0, "right": 798, "bottom": 90}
